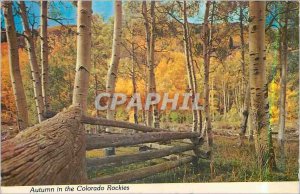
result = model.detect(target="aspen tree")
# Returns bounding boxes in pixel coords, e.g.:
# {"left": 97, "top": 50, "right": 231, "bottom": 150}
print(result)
{"left": 182, "top": 1, "right": 198, "bottom": 132}
{"left": 3, "top": 1, "right": 29, "bottom": 130}
{"left": 249, "top": 1, "right": 276, "bottom": 171}
{"left": 203, "top": 1, "right": 213, "bottom": 147}
{"left": 41, "top": 1, "right": 50, "bottom": 114}
{"left": 203, "top": 1, "right": 215, "bottom": 179}
{"left": 278, "top": 2, "right": 290, "bottom": 171}
{"left": 142, "top": 1, "right": 159, "bottom": 128}
{"left": 72, "top": 1, "right": 92, "bottom": 112}
{"left": 19, "top": 1, "right": 45, "bottom": 122}
{"left": 239, "top": 2, "right": 250, "bottom": 146}
{"left": 105, "top": 0, "right": 123, "bottom": 156}
{"left": 106, "top": 0, "right": 123, "bottom": 122}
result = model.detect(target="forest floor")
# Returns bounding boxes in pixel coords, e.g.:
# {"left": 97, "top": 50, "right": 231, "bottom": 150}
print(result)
{"left": 86, "top": 121, "right": 299, "bottom": 183}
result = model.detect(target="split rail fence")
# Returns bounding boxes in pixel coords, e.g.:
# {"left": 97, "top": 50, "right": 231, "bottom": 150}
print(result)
{"left": 82, "top": 115, "right": 206, "bottom": 184}
{"left": 1, "top": 107, "right": 207, "bottom": 186}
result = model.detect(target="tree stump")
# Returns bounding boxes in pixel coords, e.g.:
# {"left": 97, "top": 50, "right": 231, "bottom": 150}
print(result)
{"left": 1, "top": 106, "right": 86, "bottom": 186}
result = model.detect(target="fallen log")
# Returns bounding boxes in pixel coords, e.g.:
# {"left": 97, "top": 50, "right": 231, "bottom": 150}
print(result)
{"left": 88, "top": 156, "right": 194, "bottom": 184}
{"left": 142, "top": 137, "right": 204, "bottom": 150}
{"left": 87, "top": 144, "right": 194, "bottom": 169}
{"left": 81, "top": 115, "right": 166, "bottom": 132}
{"left": 173, "top": 139, "right": 194, "bottom": 144}
{"left": 1, "top": 106, "right": 86, "bottom": 186}
{"left": 142, "top": 143, "right": 172, "bottom": 149}
{"left": 86, "top": 132, "right": 200, "bottom": 150}
{"left": 182, "top": 150, "right": 211, "bottom": 159}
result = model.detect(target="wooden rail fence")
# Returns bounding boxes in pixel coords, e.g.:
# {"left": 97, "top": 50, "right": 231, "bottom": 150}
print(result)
{"left": 1, "top": 106, "right": 207, "bottom": 186}
{"left": 82, "top": 115, "right": 206, "bottom": 184}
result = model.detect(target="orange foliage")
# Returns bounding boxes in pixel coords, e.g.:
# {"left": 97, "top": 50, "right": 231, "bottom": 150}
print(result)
{"left": 1, "top": 43, "right": 29, "bottom": 123}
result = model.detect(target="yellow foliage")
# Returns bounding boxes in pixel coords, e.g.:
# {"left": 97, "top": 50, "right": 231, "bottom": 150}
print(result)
{"left": 115, "top": 78, "right": 133, "bottom": 95}
{"left": 269, "top": 79, "right": 298, "bottom": 125}
{"left": 155, "top": 51, "right": 187, "bottom": 93}
{"left": 269, "top": 80, "right": 280, "bottom": 125}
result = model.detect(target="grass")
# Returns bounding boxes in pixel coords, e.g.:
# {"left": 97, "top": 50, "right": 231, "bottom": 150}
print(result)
{"left": 139, "top": 136, "right": 298, "bottom": 183}
{"left": 86, "top": 146, "right": 139, "bottom": 158}
{"left": 86, "top": 135, "right": 299, "bottom": 183}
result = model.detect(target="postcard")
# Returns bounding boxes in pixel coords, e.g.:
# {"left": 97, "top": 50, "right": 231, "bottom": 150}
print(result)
{"left": 1, "top": 1, "right": 299, "bottom": 193}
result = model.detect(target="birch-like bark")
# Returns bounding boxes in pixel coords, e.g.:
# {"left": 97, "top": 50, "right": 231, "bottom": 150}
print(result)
{"left": 249, "top": 1, "right": 275, "bottom": 171}
{"left": 182, "top": 1, "right": 198, "bottom": 132}
{"left": 106, "top": 0, "right": 122, "bottom": 122}
{"left": 278, "top": 3, "right": 289, "bottom": 171}
{"left": 203, "top": 1, "right": 213, "bottom": 148}
{"left": 104, "top": 0, "right": 122, "bottom": 155}
{"left": 72, "top": 1, "right": 92, "bottom": 112}
{"left": 3, "top": 1, "right": 29, "bottom": 130}
{"left": 150, "top": 2, "right": 159, "bottom": 128}
{"left": 278, "top": 29, "right": 282, "bottom": 75}
{"left": 41, "top": 1, "right": 50, "bottom": 114}
{"left": 248, "top": 107, "right": 254, "bottom": 141}
{"left": 188, "top": 2, "right": 202, "bottom": 133}
{"left": 19, "top": 1, "right": 44, "bottom": 123}
{"left": 238, "top": 2, "right": 250, "bottom": 147}
{"left": 211, "top": 78, "right": 215, "bottom": 121}
{"left": 203, "top": 1, "right": 215, "bottom": 179}
{"left": 142, "top": 1, "right": 159, "bottom": 128}
{"left": 239, "top": 2, "right": 246, "bottom": 97}
{"left": 142, "top": 1, "right": 152, "bottom": 126}
{"left": 222, "top": 79, "right": 227, "bottom": 116}
{"left": 131, "top": 42, "right": 138, "bottom": 124}
{"left": 239, "top": 84, "right": 250, "bottom": 146}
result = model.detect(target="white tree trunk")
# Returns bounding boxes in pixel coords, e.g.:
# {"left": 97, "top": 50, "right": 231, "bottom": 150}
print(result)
{"left": 248, "top": 107, "right": 254, "bottom": 141}
{"left": 41, "top": 0, "right": 50, "bottom": 114}
{"left": 150, "top": 1, "right": 159, "bottom": 128}
{"left": 131, "top": 42, "right": 138, "bottom": 124}
{"left": 182, "top": 1, "right": 198, "bottom": 132}
{"left": 239, "top": 2, "right": 246, "bottom": 100}
{"left": 142, "top": 1, "right": 159, "bottom": 128}
{"left": 104, "top": 0, "right": 122, "bottom": 156}
{"left": 239, "top": 84, "right": 250, "bottom": 146}
{"left": 3, "top": 2, "right": 29, "bottom": 130}
{"left": 72, "top": 1, "right": 92, "bottom": 112}
{"left": 203, "top": 2, "right": 215, "bottom": 179}
{"left": 19, "top": 1, "right": 45, "bottom": 123}
{"left": 203, "top": 1, "right": 213, "bottom": 148}
{"left": 106, "top": 0, "right": 122, "bottom": 123}
{"left": 249, "top": 1, "right": 275, "bottom": 171}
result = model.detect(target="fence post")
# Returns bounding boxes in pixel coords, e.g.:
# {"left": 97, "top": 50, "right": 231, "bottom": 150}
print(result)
{"left": 190, "top": 137, "right": 205, "bottom": 171}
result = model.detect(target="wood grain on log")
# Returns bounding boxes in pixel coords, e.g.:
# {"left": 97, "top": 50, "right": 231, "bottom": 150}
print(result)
{"left": 88, "top": 156, "right": 194, "bottom": 184}
{"left": 1, "top": 106, "right": 86, "bottom": 186}
{"left": 86, "top": 132, "right": 200, "bottom": 150}
{"left": 87, "top": 144, "right": 195, "bottom": 169}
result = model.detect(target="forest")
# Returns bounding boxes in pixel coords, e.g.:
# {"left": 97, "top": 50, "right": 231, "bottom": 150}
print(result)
{"left": 1, "top": 0, "right": 299, "bottom": 185}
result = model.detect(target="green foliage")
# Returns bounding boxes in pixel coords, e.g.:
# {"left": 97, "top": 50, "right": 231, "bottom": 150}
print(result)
{"left": 116, "top": 108, "right": 130, "bottom": 121}
{"left": 165, "top": 111, "right": 192, "bottom": 123}
{"left": 169, "top": 112, "right": 181, "bottom": 123}
{"left": 49, "top": 66, "right": 72, "bottom": 110}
